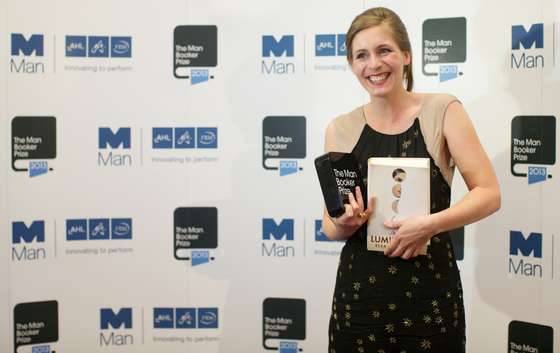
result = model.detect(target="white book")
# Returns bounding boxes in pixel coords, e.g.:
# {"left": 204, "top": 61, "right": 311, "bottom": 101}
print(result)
{"left": 366, "top": 157, "right": 431, "bottom": 255}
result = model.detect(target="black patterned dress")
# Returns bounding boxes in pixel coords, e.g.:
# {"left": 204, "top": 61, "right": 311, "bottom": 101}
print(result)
{"left": 328, "top": 118, "right": 466, "bottom": 353}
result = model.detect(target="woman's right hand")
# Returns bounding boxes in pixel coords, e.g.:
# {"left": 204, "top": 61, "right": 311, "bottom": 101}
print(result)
{"left": 324, "top": 186, "right": 375, "bottom": 240}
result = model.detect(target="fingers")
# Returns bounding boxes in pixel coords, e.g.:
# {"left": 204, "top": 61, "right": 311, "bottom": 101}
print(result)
{"left": 401, "top": 248, "right": 415, "bottom": 260}
{"left": 347, "top": 191, "right": 360, "bottom": 216}
{"left": 354, "top": 186, "right": 365, "bottom": 210}
{"left": 384, "top": 236, "right": 399, "bottom": 256}
{"left": 384, "top": 218, "right": 403, "bottom": 229}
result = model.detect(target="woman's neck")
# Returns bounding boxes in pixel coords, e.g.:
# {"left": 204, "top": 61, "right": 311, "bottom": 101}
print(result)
{"left": 368, "top": 89, "right": 417, "bottom": 123}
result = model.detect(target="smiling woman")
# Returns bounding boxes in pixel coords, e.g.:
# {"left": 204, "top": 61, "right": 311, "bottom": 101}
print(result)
{"left": 321, "top": 7, "right": 501, "bottom": 353}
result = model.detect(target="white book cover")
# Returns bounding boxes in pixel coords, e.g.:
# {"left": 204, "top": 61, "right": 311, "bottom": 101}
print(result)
{"left": 366, "top": 157, "right": 431, "bottom": 254}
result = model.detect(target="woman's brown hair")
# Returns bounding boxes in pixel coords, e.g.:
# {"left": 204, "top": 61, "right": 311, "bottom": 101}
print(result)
{"left": 346, "top": 7, "right": 414, "bottom": 91}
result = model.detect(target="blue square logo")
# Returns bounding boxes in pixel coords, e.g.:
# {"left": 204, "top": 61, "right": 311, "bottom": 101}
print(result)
{"left": 176, "top": 308, "right": 196, "bottom": 328}
{"left": 439, "top": 65, "right": 458, "bottom": 82}
{"left": 89, "top": 219, "right": 110, "bottom": 240}
{"left": 88, "top": 36, "right": 109, "bottom": 57}
{"left": 197, "top": 128, "right": 218, "bottom": 149}
{"left": 191, "top": 69, "right": 209, "bottom": 85}
{"left": 154, "top": 308, "right": 174, "bottom": 328}
{"left": 279, "top": 341, "right": 298, "bottom": 353}
{"left": 191, "top": 250, "right": 210, "bottom": 266}
{"left": 174, "top": 128, "right": 195, "bottom": 148}
{"left": 197, "top": 308, "right": 218, "bottom": 328}
{"left": 314, "top": 219, "right": 331, "bottom": 241}
{"left": 337, "top": 34, "right": 347, "bottom": 56}
{"left": 315, "top": 34, "right": 336, "bottom": 56}
{"left": 67, "top": 219, "right": 88, "bottom": 241}
{"left": 66, "top": 36, "right": 87, "bottom": 57}
{"left": 29, "top": 161, "right": 49, "bottom": 177}
{"left": 153, "top": 128, "right": 173, "bottom": 149}
{"left": 111, "top": 218, "right": 132, "bottom": 239}
{"left": 111, "top": 36, "right": 132, "bottom": 58}
{"left": 32, "top": 346, "right": 50, "bottom": 353}
{"left": 528, "top": 166, "right": 547, "bottom": 184}
{"left": 279, "top": 160, "right": 298, "bottom": 176}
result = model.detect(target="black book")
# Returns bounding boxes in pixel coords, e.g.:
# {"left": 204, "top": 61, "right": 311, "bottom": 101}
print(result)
{"left": 314, "top": 152, "right": 365, "bottom": 218}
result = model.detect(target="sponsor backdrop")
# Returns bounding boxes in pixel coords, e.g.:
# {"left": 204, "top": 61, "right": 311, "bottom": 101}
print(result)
{"left": 2, "top": 0, "right": 559, "bottom": 352}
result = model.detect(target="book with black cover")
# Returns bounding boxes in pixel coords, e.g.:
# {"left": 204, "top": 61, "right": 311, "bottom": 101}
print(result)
{"left": 315, "top": 152, "right": 365, "bottom": 218}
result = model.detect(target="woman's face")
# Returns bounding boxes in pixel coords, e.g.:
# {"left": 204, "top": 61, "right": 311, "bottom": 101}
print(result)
{"left": 350, "top": 25, "right": 410, "bottom": 98}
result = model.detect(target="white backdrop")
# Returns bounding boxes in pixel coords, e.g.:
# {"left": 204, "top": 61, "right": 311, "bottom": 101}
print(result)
{"left": 3, "top": 0, "right": 559, "bottom": 352}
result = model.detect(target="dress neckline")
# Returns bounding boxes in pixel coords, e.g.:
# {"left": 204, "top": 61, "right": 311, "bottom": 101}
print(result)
{"left": 363, "top": 117, "right": 420, "bottom": 137}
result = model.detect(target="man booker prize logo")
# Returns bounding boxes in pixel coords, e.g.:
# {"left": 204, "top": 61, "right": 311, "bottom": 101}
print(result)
{"left": 262, "top": 116, "right": 306, "bottom": 176}
{"left": 173, "top": 25, "right": 217, "bottom": 85}
{"left": 422, "top": 17, "right": 466, "bottom": 82}
{"left": 511, "top": 115, "right": 556, "bottom": 184}
{"left": 174, "top": 207, "right": 218, "bottom": 266}
{"left": 263, "top": 298, "right": 306, "bottom": 353}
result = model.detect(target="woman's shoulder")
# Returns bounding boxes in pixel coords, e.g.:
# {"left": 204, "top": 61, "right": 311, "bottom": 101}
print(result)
{"left": 324, "top": 105, "right": 367, "bottom": 153}
{"left": 328, "top": 105, "right": 366, "bottom": 128}
{"left": 419, "top": 92, "right": 461, "bottom": 109}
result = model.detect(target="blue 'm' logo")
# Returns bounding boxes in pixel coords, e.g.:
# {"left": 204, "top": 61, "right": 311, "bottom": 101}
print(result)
{"left": 29, "top": 161, "right": 49, "bottom": 177}
{"left": 66, "top": 219, "right": 88, "bottom": 241}
{"left": 111, "top": 37, "right": 132, "bottom": 57}
{"left": 175, "top": 128, "right": 195, "bottom": 148}
{"left": 153, "top": 128, "right": 173, "bottom": 149}
{"left": 263, "top": 219, "right": 294, "bottom": 240}
{"left": 191, "top": 69, "right": 209, "bottom": 85}
{"left": 512, "top": 23, "right": 544, "bottom": 50}
{"left": 198, "top": 308, "right": 218, "bottom": 328}
{"left": 528, "top": 166, "right": 547, "bottom": 184}
{"left": 176, "top": 308, "right": 196, "bottom": 328}
{"left": 510, "top": 231, "right": 542, "bottom": 258}
{"left": 99, "top": 127, "right": 131, "bottom": 149}
{"left": 279, "top": 341, "right": 298, "bottom": 353}
{"left": 66, "top": 36, "right": 87, "bottom": 57}
{"left": 111, "top": 218, "right": 132, "bottom": 239}
{"left": 100, "top": 308, "right": 132, "bottom": 329}
{"left": 191, "top": 250, "right": 210, "bottom": 266}
{"left": 12, "top": 221, "right": 45, "bottom": 244}
{"left": 197, "top": 127, "right": 218, "bottom": 148}
{"left": 89, "top": 219, "right": 110, "bottom": 240}
{"left": 88, "top": 36, "right": 109, "bottom": 57}
{"left": 153, "top": 308, "right": 174, "bottom": 328}
{"left": 11, "top": 34, "right": 44, "bottom": 56}
{"left": 262, "top": 35, "right": 294, "bottom": 57}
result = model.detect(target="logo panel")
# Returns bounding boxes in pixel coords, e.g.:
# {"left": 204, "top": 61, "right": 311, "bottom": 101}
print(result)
{"left": 12, "top": 117, "right": 56, "bottom": 177}
{"left": 174, "top": 207, "right": 218, "bottom": 265}
{"left": 508, "top": 321, "right": 553, "bottom": 353}
{"left": 263, "top": 298, "right": 306, "bottom": 352}
{"left": 422, "top": 18, "right": 466, "bottom": 82}
{"left": 511, "top": 23, "right": 544, "bottom": 69}
{"left": 511, "top": 116, "right": 556, "bottom": 183}
{"left": 14, "top": 301, "right": 58, "bottom": 353}
{"left": 10, "top": 33, "right": 47, "bottom": 74}
{"left": 173, "top": 25, "right": 217, "bottom": 84}
{"left": 262, "top": 116, "right": 306, "bottom": 176}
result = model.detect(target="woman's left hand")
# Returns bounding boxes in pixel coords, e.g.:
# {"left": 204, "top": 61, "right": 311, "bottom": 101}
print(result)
{"left": 383, "top": 215, "right": 435, "bottom": 259}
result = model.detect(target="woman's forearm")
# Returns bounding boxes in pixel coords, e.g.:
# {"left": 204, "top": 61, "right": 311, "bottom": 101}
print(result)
{"left": 429, "top": 185, "right": 501, "bottom": 236}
